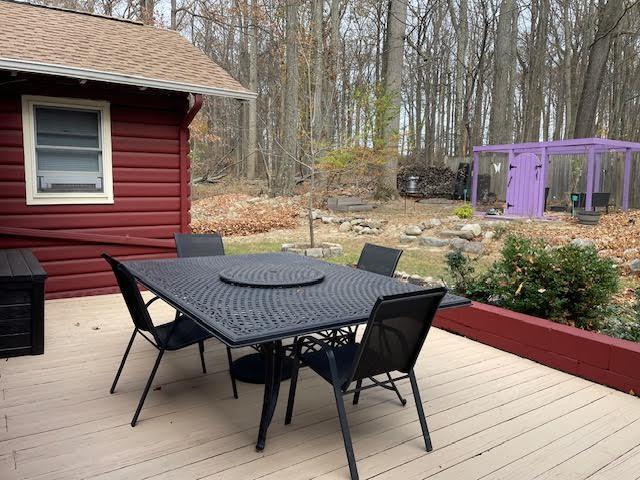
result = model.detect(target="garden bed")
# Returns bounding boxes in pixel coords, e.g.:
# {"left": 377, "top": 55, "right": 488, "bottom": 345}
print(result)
{"left": 434, "top": 302, "right": 640, "bottom": 396}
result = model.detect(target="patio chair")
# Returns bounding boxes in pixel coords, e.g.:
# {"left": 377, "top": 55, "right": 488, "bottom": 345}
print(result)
{"left": 172, "top": 233, "right": 239, "bottom": 399}
{"left": 356, "top": 243, "right": 402, "bottom": 277}
{"left": 102, "top": 253, "right": 214, "bottom": 427}
{"left": 285, "top": 288, "right": 446, "bottom": 480}
{"left": 174, "top": 232, "right": 225, "bottom": 257}
{"left": 323, "top": 244, "right": 403, "bottom": 347}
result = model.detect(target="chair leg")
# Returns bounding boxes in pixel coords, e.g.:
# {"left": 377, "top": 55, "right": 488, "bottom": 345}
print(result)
{"left": 131, "top": 349, "right": 164, "bottom": 427}
{"left": 409, "top": 369, "right": 432, "bottom": 452}
{"left": 387, "top": 373, "right": 407, "bottom": 406}
{"left": 352, "top": 379, "right": 363, "bottom": 405}
{"left": 226, "top": 346, "right": 238, "bottom": 399}
{"left": 285, "top": 354, "right": 300, "bottom": 425}
{"left": 333, "top": 383, "right": 359, "bottom": 480}
{"left": 198, "top": 341, "right": 207, "bottom": 374}
{"left": 110, "top": 328, "right": 137, "bottom": 394}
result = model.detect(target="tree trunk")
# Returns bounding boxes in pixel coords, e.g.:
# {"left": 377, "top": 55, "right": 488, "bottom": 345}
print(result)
{"left": 573, "top": 0, "right": 624, "bottom": 138}
{"left": 489, "top": 0, "right": 514, "bottom": 144}
{"left": 522, "top": 0, "right": 549, "bottom": 142}
{"left": 311, "top": 0, "right": 324, "bottom": 143}
{"left": 380, "top": 0, "right": 408, "bottom": 193}
{"left": 246, "top": 0, "right": 258, "bottom": 180}
{"left": 273, "top": 0, "right": 299, "bottom": 196}
{"left": 447, "top": 0, "right": 468, "bottom": 155}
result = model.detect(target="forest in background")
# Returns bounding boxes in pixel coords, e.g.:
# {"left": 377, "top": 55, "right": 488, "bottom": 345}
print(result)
{"left": 31, "top": 0, "right": 640, "bottom": 196}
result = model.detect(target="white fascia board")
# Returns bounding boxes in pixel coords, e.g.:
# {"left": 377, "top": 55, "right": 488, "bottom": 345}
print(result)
{"left": 0, "top": 58, "right": 257, "bottom": 101}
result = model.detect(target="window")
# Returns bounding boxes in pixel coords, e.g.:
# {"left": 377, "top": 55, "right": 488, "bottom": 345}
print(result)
{"left": 22, "top": 96, "right": 113, "bottom": 205}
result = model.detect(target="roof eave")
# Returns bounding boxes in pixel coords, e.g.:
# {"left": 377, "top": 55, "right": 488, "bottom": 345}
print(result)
{"left": 0, "top": 58, "right": 257, "bottom": 101}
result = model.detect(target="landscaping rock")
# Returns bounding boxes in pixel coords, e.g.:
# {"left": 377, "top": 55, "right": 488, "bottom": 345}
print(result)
{"left": 464, "top": 242, "right": 485, "bottom": 254}
{"left": 483, "top": 231, "right": 495, "bottom": 241}
{"left": 623, "top": 248, "right": 639, "bottom": 259}
{"left": 339, "top": 221, "right": 352, "bottom": 232}
{"left": 311, "top": 210, "right": 322, "bottom": 220}
{"left": 629, "top": 259, "right": 640, "bottom": 273}
{"left": 460, "top": 223, "right": 482, "bottom": 237}
{"left": 304, "top": 248, "right": 324, "bottom": 258}
{"left": 427, "top": 218, "right": 442, "bottom": 228}
{"left": 404, "top": 224, "right": 423, "bottom": 236}
{"left": 321, "top": 216, "right": 335, "bottom": 224}
{"left": 399, "top": 234, "right": 418, "bottom": 243}
{"left": 571, "top": 238, "right": 596, "bottom": 249}
{"left": 420, "top": 237, "right": 449, "bottom": 247}
{"left": 449, "top": 238, "right": 470, "bottom": 250}
{"left": 362, "top": 219, "right": 384, "bottom": 229}
{"left": 350, "top": 218, "right": 364, "bottom": 226}
{"left": 439, "top": 229, "right": 476, "bottom": 240}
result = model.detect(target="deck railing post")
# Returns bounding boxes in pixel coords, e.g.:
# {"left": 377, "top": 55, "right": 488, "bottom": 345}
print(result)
{"left": 623, "top": 149, "right": 631, "bottom": 211}
{"left": 585, "top": 146, "right": 595, "bottom": 211}
{"left": 471, "top": 151, "right": 479, "bottom": 208}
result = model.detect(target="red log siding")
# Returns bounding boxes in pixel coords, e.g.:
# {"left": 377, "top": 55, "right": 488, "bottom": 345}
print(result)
{"left": 0, "top": 74, "right": 196, "bottom": 298}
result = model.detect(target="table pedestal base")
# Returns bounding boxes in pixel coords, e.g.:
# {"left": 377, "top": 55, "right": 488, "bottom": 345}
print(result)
{"left": 231, "top": 352, "right": 294, "bottom": 384}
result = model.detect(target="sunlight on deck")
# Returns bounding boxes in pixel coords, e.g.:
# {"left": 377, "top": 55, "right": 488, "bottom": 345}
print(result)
{"left": 1, "top": 293, "right": 640, "bottom": 479}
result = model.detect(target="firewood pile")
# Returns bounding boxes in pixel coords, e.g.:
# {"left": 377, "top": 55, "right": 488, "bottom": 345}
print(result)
{"left": 397, "top": 165, "right": 456, "bottom": 198}
{"left": 191, "top": 194, "right": 303, "bottom": 236}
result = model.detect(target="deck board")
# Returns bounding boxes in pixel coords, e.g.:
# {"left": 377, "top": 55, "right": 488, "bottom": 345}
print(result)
{"left": 1, "top": 293, "right": 639, "bottom": 480}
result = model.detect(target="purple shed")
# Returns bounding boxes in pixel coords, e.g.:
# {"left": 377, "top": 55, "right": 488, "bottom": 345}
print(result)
{"left": 471, "top": 138, "right": 640, "bottom": 218}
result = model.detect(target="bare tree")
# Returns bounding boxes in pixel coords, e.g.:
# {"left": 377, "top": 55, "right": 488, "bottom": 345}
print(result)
{"left": 574, "top": 0, "right": 625, "bottom": 138}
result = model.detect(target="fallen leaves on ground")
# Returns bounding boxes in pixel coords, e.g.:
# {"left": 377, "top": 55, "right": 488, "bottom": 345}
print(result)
{"left": 191, "top": 194, "right": 304, "bottom": 236}
{"left": 513, "top": 210, "right": 640, "bottom": 264}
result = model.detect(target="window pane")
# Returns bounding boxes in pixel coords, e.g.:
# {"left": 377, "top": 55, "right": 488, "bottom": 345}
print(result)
{"left": 36, "top": 149, "right": 103, "bottom": 193}
{"left": 35, "top": 107, "right": 100, "bottom": 148}
{"left": 36, "top": 148, "right": 101, "bottom": 172}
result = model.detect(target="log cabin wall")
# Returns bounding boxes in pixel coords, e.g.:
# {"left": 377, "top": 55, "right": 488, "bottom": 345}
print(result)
{"left": 0, "top": 73, "right": 196, "bottom": 298}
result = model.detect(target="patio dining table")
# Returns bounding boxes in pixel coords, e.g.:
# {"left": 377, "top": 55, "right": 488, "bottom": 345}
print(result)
{"left": 124, "top": 252, "right": 470, "bottom": 451}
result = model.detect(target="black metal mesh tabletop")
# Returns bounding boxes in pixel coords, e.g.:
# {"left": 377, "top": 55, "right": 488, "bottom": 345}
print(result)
{"left": 124, "top": 253, "right": 469, "bottom": 347}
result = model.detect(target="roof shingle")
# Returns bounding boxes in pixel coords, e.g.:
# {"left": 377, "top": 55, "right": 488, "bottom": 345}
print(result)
{"left": 0, "top": 1, "right": 255, "bottom": 99}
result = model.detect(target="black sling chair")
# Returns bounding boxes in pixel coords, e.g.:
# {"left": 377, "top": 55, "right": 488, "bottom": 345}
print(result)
{"left": 285, "top": 287, "right": 446, "bottom": 480}
{"left": 321, "top": 243, "right": 403, "bottom": 345}
{"left": 172, "top": 233, "right": 239, "bottom": 399}
{"left": 103, "top": 253, "right": 214, "bottom": 427}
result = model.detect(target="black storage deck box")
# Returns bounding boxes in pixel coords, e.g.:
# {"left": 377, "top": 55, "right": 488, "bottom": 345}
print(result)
{"left": 0, "top": 249, "right": 47, "bottom": 358}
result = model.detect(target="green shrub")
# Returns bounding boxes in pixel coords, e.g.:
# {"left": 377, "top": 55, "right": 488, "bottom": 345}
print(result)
{"left": 600, "top": 298, "right": 640, "bottom": 342}
{"left": 453, "top": 204, "right": 473, "bottom": 219}
{"left": 447, "top": 235, "right": 620, "bottom": 328}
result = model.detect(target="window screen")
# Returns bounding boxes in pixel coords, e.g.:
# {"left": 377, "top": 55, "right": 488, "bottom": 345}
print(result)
{"left": 34, "top": 106, "right": 103, "bottom": 193}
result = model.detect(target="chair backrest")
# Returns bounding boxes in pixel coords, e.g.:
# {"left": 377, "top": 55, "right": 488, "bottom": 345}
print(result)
{"left": 593, "top": 192, "right": 611, "bottom": 208}
{"left": 356, "top": 243, "right": 402, "bottom": 277}
{"left": 174, "top": 233, "right": 225, "bottom": 258}
{"left": 102, "top": 254, "right": 157, "bottom": 336}
{"left": 346, "top": 287, "right": 447, "bottom": 384}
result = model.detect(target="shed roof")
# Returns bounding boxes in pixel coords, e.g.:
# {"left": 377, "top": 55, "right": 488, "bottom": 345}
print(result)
{"left": 473, "top": 138, "right": 640, "bottom": 154}
{"left": 0, "top": 0, "right": 255, "bottom": 100}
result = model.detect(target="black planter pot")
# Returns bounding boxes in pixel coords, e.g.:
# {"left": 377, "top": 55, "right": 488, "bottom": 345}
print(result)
{"left": 576, "top": 210, "right": 601, "bottom": 225}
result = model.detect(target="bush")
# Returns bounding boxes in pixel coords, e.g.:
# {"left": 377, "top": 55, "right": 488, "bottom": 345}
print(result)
{"left": 447, "top": 235, "right": 620, "bottom": 328}
{"left": 453, "top": 204, "right": 473, "bottom": 219}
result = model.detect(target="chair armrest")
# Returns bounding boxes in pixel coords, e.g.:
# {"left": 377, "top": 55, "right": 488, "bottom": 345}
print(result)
{"left": 295, "top": 335, "right": 342, "bottom": 384}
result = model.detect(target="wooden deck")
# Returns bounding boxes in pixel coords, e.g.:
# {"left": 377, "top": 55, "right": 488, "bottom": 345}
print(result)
{"left": 2, "top": 294, "right": 640, "bottom": 480}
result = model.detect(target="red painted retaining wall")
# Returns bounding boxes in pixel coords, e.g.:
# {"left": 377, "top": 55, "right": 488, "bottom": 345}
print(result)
{"left": 434, "top": 302, "right": 640, "bottom": 395}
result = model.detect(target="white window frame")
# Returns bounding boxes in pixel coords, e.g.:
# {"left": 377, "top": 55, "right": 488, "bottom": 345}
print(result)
{"left": 21, "top": 95, "right": 113, "bottom": 205}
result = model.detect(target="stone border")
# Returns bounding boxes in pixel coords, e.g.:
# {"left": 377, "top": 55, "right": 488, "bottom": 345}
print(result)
{"left": 434, "top": 302, "right": 640, "bottom": 396}
{"left": 281, "top": 242, "right": 343, "bottom": 258}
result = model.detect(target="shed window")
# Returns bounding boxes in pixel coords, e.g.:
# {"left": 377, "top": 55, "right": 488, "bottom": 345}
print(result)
{"left": 22, "top": 96, "right": 113, "bottom": 205}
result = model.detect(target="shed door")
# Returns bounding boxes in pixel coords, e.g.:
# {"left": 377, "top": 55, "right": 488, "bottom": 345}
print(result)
{"left": 505, "top": 153, "right": 543, "bottom": 217}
